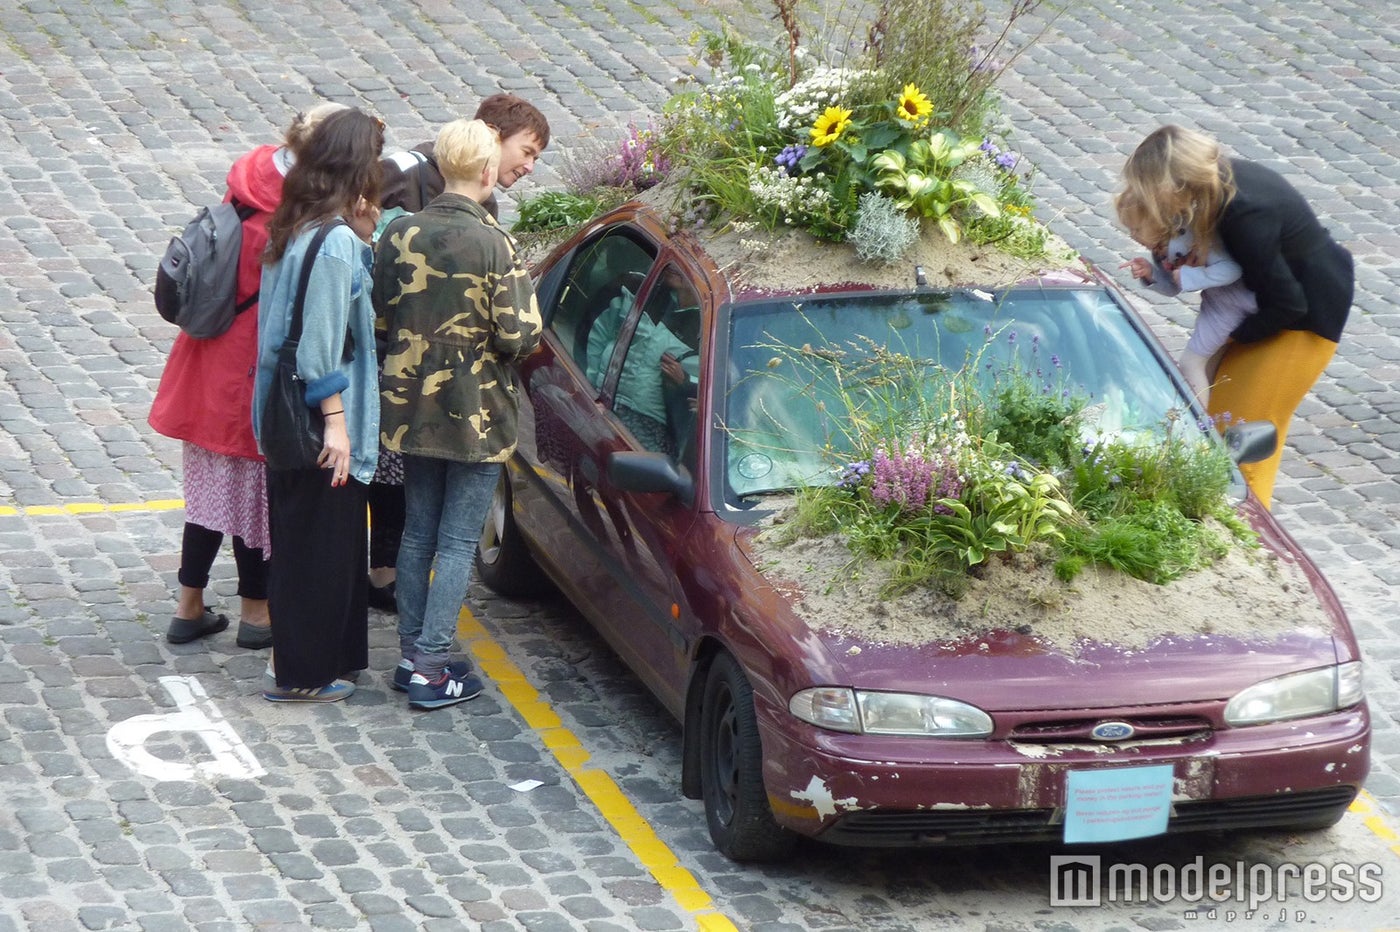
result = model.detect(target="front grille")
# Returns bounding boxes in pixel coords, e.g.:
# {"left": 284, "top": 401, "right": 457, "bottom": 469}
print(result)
{"left": 1009, "top": 716, "right": 1212, "bottom": 743}
{"left": 816, "top": 786, "right": 1357, "bottom": 848}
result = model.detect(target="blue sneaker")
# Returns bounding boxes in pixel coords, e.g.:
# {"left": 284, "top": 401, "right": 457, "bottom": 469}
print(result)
{"left": 406, "top": 669, "right": 484, "bottom": 710}
{"left": 390, "top": 659, "right": 474, "bottom": 692}
{"left": 263, "top": 673, "right": 355, "bottom": 703}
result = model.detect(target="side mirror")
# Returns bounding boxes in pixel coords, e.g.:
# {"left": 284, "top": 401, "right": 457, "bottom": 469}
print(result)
{"left": 1223, "top": 420, "right": 1277, "bottom": 465}
{"left": 607, "top": 451, "right": 695, "bottom": 508}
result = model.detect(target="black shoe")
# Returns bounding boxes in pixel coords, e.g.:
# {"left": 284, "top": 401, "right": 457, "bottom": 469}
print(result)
{"left": 235, "top": 621, "right": 273, "bottom": 650}
{"left": 368, "top": 580, "right": 397, "bottom": 612}
{"left": 166, "top": 609, "right": 229, "bottom": 644}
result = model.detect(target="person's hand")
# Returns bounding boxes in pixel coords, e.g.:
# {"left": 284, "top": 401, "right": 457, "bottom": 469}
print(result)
{"left": 317, "top": 415, "right": 352, "bottom": 487}
{"left": 1121, "top": 257, "right": 1154, "bottom": 284}
{"left": 349, "top": 196, "right": 380, "bottom": 243}
{"left": 660, "top": 352, "right": 686, "bottom": 386}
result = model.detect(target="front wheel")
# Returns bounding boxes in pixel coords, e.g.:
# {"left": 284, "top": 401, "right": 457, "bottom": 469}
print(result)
{"left": 698, "top": 651, "right": 798, "bottom": 862}
{"left": 474, "top": 468, "right": 549, "bottom": 598}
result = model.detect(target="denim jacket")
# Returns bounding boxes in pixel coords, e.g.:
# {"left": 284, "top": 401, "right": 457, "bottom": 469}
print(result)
{"left": 253, "top": 222, "right": 381, "bottom": 485}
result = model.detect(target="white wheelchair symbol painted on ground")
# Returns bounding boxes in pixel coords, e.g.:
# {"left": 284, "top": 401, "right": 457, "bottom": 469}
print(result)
{"left": 106, "top": 675, "right": 265, "bottom": 781}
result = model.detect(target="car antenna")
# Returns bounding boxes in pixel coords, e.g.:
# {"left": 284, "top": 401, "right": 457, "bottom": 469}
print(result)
{"left": 914, "top": 265, "right": 928, "bottom": 289}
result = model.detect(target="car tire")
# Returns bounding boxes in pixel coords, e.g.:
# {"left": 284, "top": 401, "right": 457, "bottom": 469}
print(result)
{"left": 699, "top": 651, "right": 798, "bottom": 862}
{"left": 474, "top": 468, "right": 549, "bottom": 598}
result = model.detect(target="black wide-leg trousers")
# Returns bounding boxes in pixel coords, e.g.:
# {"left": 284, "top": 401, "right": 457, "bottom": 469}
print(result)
{"left": 266, "top": 468, "right": 369, "bottom": 689}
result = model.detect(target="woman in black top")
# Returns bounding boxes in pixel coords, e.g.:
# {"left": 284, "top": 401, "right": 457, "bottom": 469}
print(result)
{"left": 1120, "top": 124, "right": 1353, "bottom": 508}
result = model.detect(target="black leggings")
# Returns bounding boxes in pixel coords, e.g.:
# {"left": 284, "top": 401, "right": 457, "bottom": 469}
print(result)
{"left": 367, "top": 480, "right": 405, "bottom": 570}
{"left": 177, "top": 522, "right": 269, "bottom": 599}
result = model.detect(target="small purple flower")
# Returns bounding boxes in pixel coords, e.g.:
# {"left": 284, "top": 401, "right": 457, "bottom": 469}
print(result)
{"left": 1050, "top": 354, "right": 1062, "bottom": 369}
{"left": 774, "top": 143, "right": 808, "bottom": 175}
{"left": 1006, "top": 330, "right": 1017, "bottom": 345}
{"left": 995, "top": 151, "right": 1018, "bottom": 171}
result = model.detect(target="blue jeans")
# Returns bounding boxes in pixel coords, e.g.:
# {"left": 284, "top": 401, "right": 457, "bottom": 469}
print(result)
{"left": 396, "top": 455, "right": 498, "bottom": 674}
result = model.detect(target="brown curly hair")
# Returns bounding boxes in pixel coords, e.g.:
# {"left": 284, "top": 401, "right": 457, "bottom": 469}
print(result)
{"left": 264, "top": 108, "right": 384, "bottom": 264}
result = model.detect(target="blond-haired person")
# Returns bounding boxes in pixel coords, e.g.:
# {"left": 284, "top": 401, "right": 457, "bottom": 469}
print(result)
{"left": 372, "top": 120, "right": 543, "bottom": 709}
{"left": 1120, "top": 125, "right": 1353, "bottom": 508}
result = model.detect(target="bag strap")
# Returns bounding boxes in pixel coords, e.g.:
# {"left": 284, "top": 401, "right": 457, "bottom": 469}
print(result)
{"left": 231, "top": 197, "right": 263, "bottom": 315}
{"left": 413, "top": 150, "right": 429, "bottom": 209}
{"left": 286, "top": 218, "right": 346, "bottom": 344}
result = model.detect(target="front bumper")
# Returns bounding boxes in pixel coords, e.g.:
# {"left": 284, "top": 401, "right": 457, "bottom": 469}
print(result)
{"left": 758, "top": 701, "right": 1370, "bottom": 847}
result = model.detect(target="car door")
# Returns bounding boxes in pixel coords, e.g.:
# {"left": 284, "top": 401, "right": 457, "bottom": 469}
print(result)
{"left": 520, "top": 220, "right": 703, "bottom": 709}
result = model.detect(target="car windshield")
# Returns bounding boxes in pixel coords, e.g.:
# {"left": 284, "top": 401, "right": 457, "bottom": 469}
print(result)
{"left": 722, "top": 285, "right": 1192, "bottom": 499}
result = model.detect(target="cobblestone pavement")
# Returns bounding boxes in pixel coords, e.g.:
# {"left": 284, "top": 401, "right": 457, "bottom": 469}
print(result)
{"left": 0, "top": 1, "right": 1397, "bottom": 930}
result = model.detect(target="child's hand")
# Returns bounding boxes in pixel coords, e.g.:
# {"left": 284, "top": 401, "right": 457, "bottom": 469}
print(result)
{"left": 1121, "top": 257, "right": 1154, "bottom": 284}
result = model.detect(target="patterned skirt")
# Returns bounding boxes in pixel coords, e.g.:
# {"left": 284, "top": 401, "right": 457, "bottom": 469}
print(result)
{"left": 182, "top": 443, "right": 270, "bottom": 553}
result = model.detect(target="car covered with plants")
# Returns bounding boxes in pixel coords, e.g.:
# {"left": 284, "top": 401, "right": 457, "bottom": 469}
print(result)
{"left": 480, "top": 6, "right": 1370, "bottom": 860}
{"left": 477, "top": 199, "right": 1369, "bottom": 860}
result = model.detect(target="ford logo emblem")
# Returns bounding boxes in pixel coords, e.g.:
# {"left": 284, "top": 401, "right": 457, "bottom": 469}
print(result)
{"left": 1090, "top": 721, "right": 1135, "bottom": 741}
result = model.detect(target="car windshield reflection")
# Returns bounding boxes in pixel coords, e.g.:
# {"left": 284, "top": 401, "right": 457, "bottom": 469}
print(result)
{"left": 722, "top": 286, "right": 1192, "bottom": 500}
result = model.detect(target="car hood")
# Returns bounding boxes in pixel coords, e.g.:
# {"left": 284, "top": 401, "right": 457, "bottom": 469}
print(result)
{"left": 731, "top": 518, "right": 1348, "bottom": 712}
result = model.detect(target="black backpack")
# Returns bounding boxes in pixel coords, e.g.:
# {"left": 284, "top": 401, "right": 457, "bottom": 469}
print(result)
{"left": 154, "top": 199, "right": 258, "bottom": 339}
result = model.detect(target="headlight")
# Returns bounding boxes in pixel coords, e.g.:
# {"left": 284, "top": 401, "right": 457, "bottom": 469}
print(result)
{"left": 1224, "top": 662, "right": 1364, "bottom": 726}
{"left": 790, "top": 687, "right": 993, "bottom": 737}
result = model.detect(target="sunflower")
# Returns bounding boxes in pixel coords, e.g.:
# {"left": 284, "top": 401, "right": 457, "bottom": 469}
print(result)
{"left": 810, "top": 106, "right": 853, "bottom": 147}
{"left": 896, "top": 84, "right": 933, "bottom": 124}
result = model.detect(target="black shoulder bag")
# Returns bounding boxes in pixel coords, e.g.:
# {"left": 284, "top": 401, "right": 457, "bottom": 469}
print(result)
{"left": 261, "top": 219, "right": 343, "bottom": 471}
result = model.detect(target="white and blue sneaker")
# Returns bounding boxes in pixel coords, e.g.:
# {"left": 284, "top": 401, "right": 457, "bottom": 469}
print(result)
{"left": 390, "top": 659, "right": 474, "bottom": 693}
{"left": 406, "top": 669, "right": 484, "bottom": 710}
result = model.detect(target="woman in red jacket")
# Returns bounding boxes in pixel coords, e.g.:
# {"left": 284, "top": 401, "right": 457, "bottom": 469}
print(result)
{"left": 149, "top": 103, "right": 346, "bottom": 646}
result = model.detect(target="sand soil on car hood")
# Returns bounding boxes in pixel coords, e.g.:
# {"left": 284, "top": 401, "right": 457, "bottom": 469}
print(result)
{"left": 746, "top": 509, "right": 1332, "bottom": 654}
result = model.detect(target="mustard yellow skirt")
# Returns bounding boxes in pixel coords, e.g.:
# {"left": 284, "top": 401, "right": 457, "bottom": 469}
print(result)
{"left": 1206, "top": 329, "right": 1338, "bottom": 509}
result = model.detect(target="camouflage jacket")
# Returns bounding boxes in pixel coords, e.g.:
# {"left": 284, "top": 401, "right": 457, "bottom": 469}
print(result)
{"left": 371, "top": 194, "right": 542, "bottom": 463}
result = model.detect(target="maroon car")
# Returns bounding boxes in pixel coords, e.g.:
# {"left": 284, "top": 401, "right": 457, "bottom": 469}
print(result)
{"left": 476, "top": 203, "right": 1369, "bottom": 861}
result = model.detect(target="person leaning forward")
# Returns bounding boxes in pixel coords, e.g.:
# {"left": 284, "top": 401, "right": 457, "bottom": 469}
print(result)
{"left": 379, "top": 93, "right": 550, "bottom": 219}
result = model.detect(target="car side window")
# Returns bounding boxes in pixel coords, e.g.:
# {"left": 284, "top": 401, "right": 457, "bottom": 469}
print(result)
{"left": 546, "top": 230, "right": 657, "bottom": 387}
{"left": 614, "top": 265, "right": 703, "bottom": 460}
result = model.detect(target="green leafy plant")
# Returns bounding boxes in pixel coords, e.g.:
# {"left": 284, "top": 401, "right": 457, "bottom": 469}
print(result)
{"left": 870, "top": 131, "right": 1000, "bottom": 242}
{"left": 512, "top": 191, "right": 604, "bottom": 233}
{"left": 768, "top": 328, "right": 1253, "bottom": 596}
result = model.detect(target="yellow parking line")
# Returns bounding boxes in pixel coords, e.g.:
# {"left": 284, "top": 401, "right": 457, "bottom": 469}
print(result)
{"left": 1348, "top": 789, "right": 1400, "bottom": 860}
{"left": 459, "top": 606, "right": 738, "bottom": 932}
{"left": 1, "top": 500, "right": 186, "bottom": 516}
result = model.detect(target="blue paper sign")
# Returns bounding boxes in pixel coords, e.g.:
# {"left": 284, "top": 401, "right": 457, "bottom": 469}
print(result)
{"left": 1063, "top": 765, "right": 1174, "bottom": 843}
